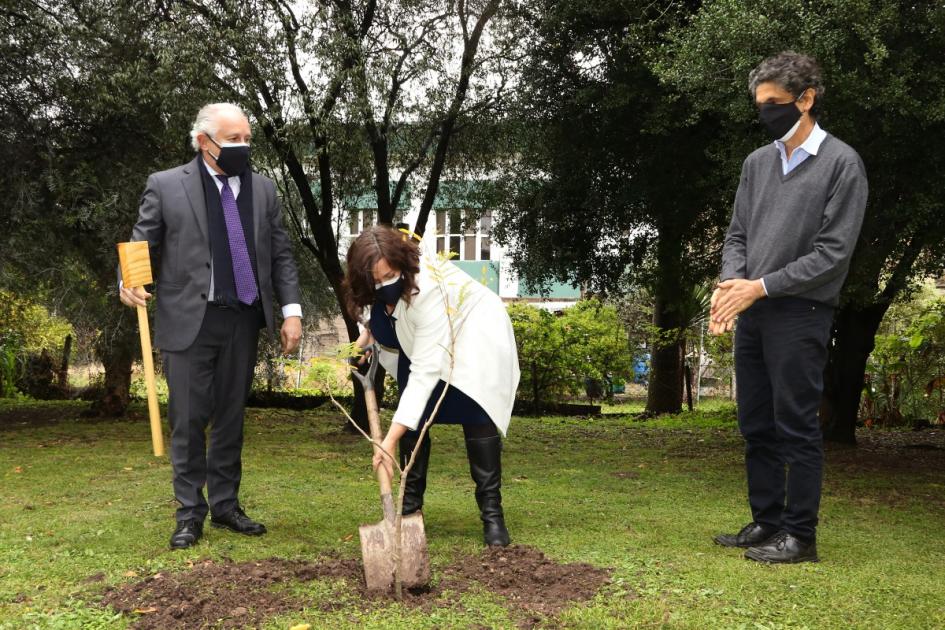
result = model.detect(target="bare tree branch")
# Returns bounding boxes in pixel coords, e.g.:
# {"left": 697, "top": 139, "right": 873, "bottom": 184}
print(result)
{"left": 414, "top": 0, "right": 502, "bottom": 236}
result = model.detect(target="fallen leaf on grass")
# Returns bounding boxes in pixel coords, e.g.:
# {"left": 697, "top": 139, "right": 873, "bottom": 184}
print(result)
{"left": 132, "top": 607, "right": 158, "bottom": 614}
{"left": 123, "top": 570, "right": 138, "bottom": 578}
{"left": 14, "top": 466, "right": 22, "bottom": 473}
{"left": 342, "top": 533, "right": 353, "bottom": 542}
{"left": 290, "top": 625, "right": 311, "bottom": 630}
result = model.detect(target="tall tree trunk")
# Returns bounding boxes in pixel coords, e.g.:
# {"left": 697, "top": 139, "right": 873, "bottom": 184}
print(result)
{"left": 89, "top": 327, "right": 136, "bottom": 417}
{"left": 646, "top": 294, "right": 684, "bottom": 415}
{"left": 645, "top": 227, "right": 686, "bottom": 416}
{"left": 820, "top": 237, "right": 923, "bottom": 444}
{"left": 820, "top": 301, "right": 890, "bottom": 444}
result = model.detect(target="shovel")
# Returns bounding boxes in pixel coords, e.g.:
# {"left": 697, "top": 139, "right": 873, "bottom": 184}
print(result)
{"left": 351, "top": 345, "right": 430, "bottom": 592}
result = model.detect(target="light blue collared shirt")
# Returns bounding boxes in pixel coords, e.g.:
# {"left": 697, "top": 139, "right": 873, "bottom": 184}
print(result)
{"left": 775, "top": 123, "right": 827, "bottom": 175}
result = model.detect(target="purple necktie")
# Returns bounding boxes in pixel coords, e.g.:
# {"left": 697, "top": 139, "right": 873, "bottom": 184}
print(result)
{"left": 216, "top": 175, "right": 258, "bottom": 305}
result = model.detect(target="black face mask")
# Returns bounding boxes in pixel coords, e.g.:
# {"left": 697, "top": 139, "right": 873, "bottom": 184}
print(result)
{"left": 758, "top": 93, "right": 804, "bottom": 142}
{"left": 374, "top": 276, "right": 404, "bottom": 305}
{"left": 207, "top": 137, "right": 251, "bottom": 176}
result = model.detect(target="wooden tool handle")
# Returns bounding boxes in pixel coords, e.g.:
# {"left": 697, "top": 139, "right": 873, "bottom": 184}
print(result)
{"left": 136, "top": 304, "right": 165, "bottom": 457}
{"left": 118, "top": 240, "right": 163, "bottom": 457}
{"left": 364, "top": 388, "right": 395, "bottom": 521}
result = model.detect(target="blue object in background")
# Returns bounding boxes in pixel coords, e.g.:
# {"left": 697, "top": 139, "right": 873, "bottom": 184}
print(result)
{"left": 633, "top": 354, "right": 650, "bottom": 385}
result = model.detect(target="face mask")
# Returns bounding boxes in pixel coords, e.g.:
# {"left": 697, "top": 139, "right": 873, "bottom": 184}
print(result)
{"left": 374, "top": 275, "right": 404, "bottom": 305}
{"left": 207, "top": 136, "right": 251, "bottom": 176}
{"left": 758, "top": 92, "right": 805, "bottom": 142}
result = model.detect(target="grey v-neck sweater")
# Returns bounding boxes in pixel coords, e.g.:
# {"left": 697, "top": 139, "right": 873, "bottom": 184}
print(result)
{"left": 721, "top": 134, "right": 868, "bottom": 307}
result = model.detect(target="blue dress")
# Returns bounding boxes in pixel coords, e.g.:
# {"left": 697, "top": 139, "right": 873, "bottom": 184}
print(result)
{"left": 369, "top": 300, "right": 491, "bottom": 428}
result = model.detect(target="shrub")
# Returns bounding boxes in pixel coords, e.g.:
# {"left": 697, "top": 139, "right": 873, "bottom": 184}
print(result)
{"left": 508, "top": 299, "right": 633, "bottom": 409}
{"left": 865, "top": 283, "right": 945, "bottom": 427}
{"left": 0, "top": 290, "right": 73, "bottom": 398}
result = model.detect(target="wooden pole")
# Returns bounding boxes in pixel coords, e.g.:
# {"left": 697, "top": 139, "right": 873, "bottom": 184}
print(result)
{"left": 117, "top": 241, "right": 165, "bottom": 457}
{"left": 136, "top": 305, "right": 164, "bottom": 456}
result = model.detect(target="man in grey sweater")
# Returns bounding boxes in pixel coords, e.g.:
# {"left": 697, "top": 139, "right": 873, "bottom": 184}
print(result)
{"left": 710, "top": 52, "right": 868, "bottom": 563}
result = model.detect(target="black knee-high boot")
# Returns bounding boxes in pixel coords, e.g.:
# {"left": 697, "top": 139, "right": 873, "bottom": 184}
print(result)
{"left": 465, "top": 435, "right": 510, "bottom": 546}
{"left": 399, "top": 431, "right": 431, "bottom": 515}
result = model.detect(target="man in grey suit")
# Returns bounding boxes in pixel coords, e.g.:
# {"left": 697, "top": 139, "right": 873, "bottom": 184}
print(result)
{"left": 119, "top": 102, "right": 302, "bottom": 549}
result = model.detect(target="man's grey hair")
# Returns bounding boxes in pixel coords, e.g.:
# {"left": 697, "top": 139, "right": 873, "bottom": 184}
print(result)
{"left": 748, "top": 51, "right": 824, "bottom": 118}
{"left": 189, "top": 102, "right": 248, "bottom": 151}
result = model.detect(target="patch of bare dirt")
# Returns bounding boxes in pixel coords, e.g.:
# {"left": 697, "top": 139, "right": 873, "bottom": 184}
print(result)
{"left": 101, "top": 558, "right": 317, "bottom": 629}
{"left": 441, "top": 545, "right": 611, "bottom": 618}
{"left": 826, "top": 429, "right": 945, "bottom": 473}
{"left": 100, "top": 545, "right": 611, "bottom": 629}
{"left": 0, "top": 405, "right": 151, "bottom": 431}
{"left": 0, "top": 406, "right": 75, "bottom": 430}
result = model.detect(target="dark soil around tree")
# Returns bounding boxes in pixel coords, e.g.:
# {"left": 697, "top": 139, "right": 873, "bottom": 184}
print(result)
{"left": 99, "top": 545, "right": 612, "bottom": 629}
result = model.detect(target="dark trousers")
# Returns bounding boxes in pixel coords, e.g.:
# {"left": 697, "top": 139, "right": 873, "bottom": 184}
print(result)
{"left": 735, "top": 297, "right": 834, "bottom": 542}
{"left": 162, "top": 304, "right": 262, "bottom": 521}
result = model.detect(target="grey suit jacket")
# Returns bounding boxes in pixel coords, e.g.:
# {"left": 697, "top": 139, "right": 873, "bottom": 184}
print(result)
{"left": 126, "top": 156, "right": 301, "bottom": 352}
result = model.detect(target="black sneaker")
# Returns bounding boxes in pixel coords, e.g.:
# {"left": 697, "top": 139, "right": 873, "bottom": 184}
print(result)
{"left": 714, "top": 522, "right": 778, "bottom": 548}
{"left": 169, "top": 519, "right": 203, "bottom": 549}
{"left": 210, "top": 506, "right": 267, "bottom": 536}
{"left": 745, "top": 530, "right": 819, "bottom": 564}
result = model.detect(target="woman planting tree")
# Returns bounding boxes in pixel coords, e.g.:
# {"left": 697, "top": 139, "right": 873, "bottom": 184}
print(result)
{"left": 343, "top": 226, "right": 520, "bottom": 546}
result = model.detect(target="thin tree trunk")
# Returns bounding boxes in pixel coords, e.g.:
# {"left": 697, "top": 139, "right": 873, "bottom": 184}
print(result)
{"left": 58, "top": 334, "right": 72, "bottom": 391}
{"left": 684, "top": 361, "right": 693, "bottom": 412}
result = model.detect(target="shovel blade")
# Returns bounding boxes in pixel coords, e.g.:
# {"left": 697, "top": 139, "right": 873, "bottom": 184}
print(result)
{"left": 359, "top": 512, "right": 429, "bottom": 592}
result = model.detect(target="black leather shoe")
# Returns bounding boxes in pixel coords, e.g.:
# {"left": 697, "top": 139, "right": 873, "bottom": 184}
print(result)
{"left": 714, "top": 522, "right": 778, "bottom": 548}
{"left": 745, "top": 530, "right": 819, "bottom": 564}
{"left": 210, "top": 507, "right": 267, "bottom": 536}
{"left": 170, "top": 519, "right": 203, "bottom": 549}
{"left": 465, "top": 435, "right": 511, "bottom": 547}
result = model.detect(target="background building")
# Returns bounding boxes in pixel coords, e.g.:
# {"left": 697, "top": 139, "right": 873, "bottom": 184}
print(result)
{"left": 340, "top": 180, "right": 582, "bottom": 308}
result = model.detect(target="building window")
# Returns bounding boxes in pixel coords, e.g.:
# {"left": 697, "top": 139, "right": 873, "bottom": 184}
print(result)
{"left": 480, "top": 212, "right": 492, "bottom": 261}
{"left": 435, "top": 209, "right": 492, "bottom": 261}
{"left": 348, "top": 209, "right": 403, "bottom": 236}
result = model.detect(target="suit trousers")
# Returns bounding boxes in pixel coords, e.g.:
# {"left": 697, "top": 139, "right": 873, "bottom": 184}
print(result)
{"left": 734, "top": 297, "right": 834, "bottom": 542}
{"left": 162, "top": 303, "right": 262, "bottom": 521}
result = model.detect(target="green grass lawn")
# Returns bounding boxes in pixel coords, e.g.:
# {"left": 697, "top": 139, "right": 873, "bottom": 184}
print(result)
{"left": 1, "top": 398, "right": 943, "bottom": 629}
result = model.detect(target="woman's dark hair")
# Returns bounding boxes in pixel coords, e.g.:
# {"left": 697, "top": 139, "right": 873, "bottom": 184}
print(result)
{"left": 748, "top": 51, "right": 825, "bottom": 119}
{"left": 342, "top": 225, "right": 421, "bottom": 322}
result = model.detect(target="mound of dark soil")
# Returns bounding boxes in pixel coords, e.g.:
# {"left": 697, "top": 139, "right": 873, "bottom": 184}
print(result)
{"left": 440, "top": 545, "right": 610, "bottom": 617}
{"left": 101, "top": 558, "right": 333, "bottom": 629}
{"left": 101, "top": 545, "right": 611, "bottom": 629}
